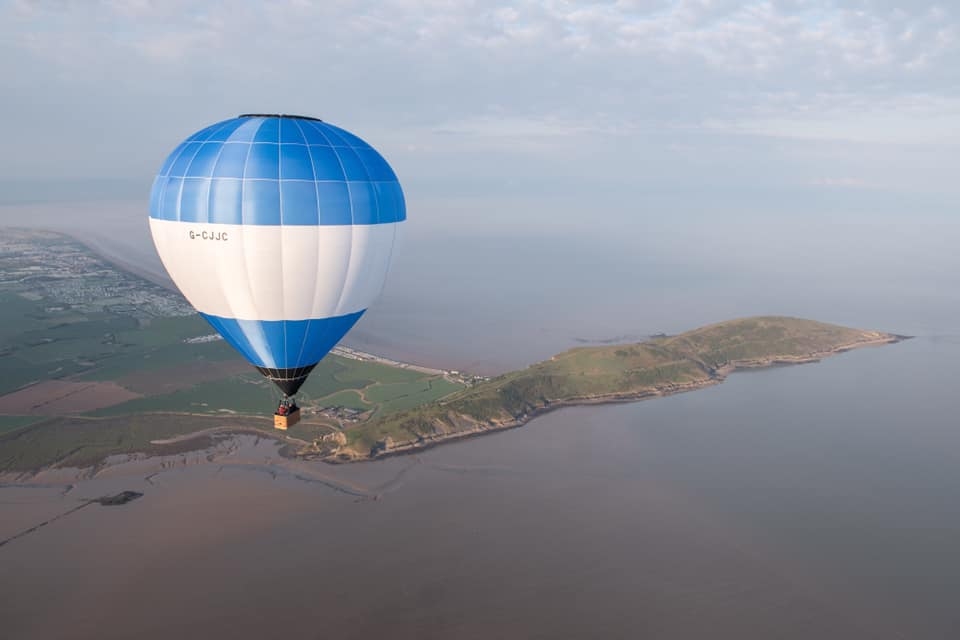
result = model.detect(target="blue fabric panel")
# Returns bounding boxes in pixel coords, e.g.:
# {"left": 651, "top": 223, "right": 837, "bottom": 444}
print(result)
{"left": 335, "top": 147, "right": 370, "bottom": 180}
{"left": 323, "top": 123, "right": 368, "bottom": 148}
{"left": 281, "top": 181, "right": 319, "bottom": 225}
{"left": 245, "top": 143, "right": 280, "bottom": 179}
{"left": 149, "top": 177, "right": 164, "bottom": 215}
{"left": 208, "top": 179, "right": 243, "bottom": 224}
{"left": 161, "top": 177, "right": 182, "bottom": 220}
{"left": 158, "top": 142, "right": 187, "bottom": 176}
{"left": 186, "top": 123, "right": 220, "bottom": 142}
{"left": 374, "top": 182, "right": 406, "bottom": 220}
{"left": 193, "top": 122, "right": 229, "bottom": 142}
{"left": 170, "top": 142, "right": 201, "bottom": 176}
{"left": 355, "top": 148, "right": 397, "bottom": 181}
{"left": 199, "top": 311, "right": 365, "bottom": 369}
{"left": 309, "top": 146, "right": 346, "bottom": 180}
{"left": 150, "top": 116, "right": 405, "bottom": 225}
{"left": 317, "top": 124, "right": 351, "bottom": 146}
{"left": 212, "top": 142, "right": 249, "bottom": 178}
{"left": 253, "top": 118, "right": 280, "bottom": 143}
{"left": 179, "top": 178, "right": 210, "bottom": 222}
{"left": 281, "top": 320, "right": 313, "bottom": 365}
{"left": 316, "top": 182, "right": 352, "bottom": 225}
{"left": 205, "top": 118, "right": 247, "bottom": 141}
{"left": 279, "top": 118, "right": 307, "bottom": 144}
{"left": 187, "top": 143, "right": 222, "bottom": 176}
{"left": 299, "top": 123, "right": 328, "bottom": 146}
{"left": 348, "top": 181, "right": 377, "bottom": 224}
{"left": 200, "top": 314, "right": 266, "bottom": 367}
{"left": 226, "top": 118, "right": 262, "bottom": 142}
{"left": 243, "top": 180, "right": 281, "bottom": 225}
{"left": 280, "top": 144, "right": 315, "bottom": 180}
{"left": 261, "top": 318, "right": 288, "bottom": 369}
{"left": 302, "top": 120, "right": 336, "bottom": 145}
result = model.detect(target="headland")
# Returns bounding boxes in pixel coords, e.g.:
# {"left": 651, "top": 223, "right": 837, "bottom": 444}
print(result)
{"left": 325, "top": 317, "right": 905, "bottom": 461}
{"left": 0, "top": 228, "right": 905, "bottom": 474}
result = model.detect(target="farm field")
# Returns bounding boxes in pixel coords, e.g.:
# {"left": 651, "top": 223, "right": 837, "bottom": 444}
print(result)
{"left": 0, "top": 229, "right": 467, "bottom": 471}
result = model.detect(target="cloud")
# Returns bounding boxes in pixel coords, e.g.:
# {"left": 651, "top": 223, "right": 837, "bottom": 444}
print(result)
{"left": 714, "top": 93, "right": 960, "bottom": 145}
{"left": 0, "top": 0, "right": 956, "bottom": 210}
{"left": 809, "top": 177, "right": 875, "bottom": 189}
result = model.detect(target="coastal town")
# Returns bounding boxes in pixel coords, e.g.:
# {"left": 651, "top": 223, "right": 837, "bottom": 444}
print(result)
{"left": 0, "top": 228, "right": 487, "bottom": 390}
{"left": 0, "top": 228, "right": 193, "bottom": 320}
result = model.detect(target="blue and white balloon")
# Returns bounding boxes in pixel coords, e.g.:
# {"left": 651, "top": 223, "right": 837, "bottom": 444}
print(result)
{"left": 148, "top": 114, "right": 405, "bottom": 396}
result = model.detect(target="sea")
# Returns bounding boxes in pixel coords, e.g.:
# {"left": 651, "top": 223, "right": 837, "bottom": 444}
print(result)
{"left": 1, "top": 198, "right": 959, "bottom": 638}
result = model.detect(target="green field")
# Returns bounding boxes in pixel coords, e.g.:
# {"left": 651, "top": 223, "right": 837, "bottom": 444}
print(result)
{"left": 0, "top": 230, "right": 468, "bottom": 471}
{"left": 373, "top": 377, "right": 465, "bottom": 414}
{"left": 341, "top": 317, "right": 897, "bottom": 455}
{"left": 85, "top": 357, "right": 463, "bottom": 419}
{"left": 296, "top": 358, "right": 378, "bottom": 396}
{"left": 88, "top": 374, "right": 278, "bottom": 417}
{"left": 313, "top": 389, "right": 371, "bottom": 411}
{"left": 0, "top": 415, "right": 45, "bottom": 435}
{"left": 0, "top": 293, "right": 48, "bottom": 343}
{"left": 77, "top": 339, "right": 242, "bottom": 382}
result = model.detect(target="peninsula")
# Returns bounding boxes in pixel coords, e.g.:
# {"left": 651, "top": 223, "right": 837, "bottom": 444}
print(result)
{"left": 0, "top": 229, "right": 904, "bottom": 473}
{"left": 324, "top": 316, "right": 903, "bottom": 461}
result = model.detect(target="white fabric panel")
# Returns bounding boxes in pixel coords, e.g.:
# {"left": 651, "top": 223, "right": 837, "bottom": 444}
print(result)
{"left": 148, "top": 219, "right": 398, "bottom": 321}
{"left": 335, "top": 223, "right": 398, "bottom": 317}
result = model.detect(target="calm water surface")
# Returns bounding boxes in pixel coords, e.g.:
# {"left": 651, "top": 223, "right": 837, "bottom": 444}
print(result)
{"left": 3, "top": 337, "right": 960, "bottom": 639}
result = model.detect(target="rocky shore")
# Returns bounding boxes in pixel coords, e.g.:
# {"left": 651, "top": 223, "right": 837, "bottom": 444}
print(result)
{"left": 328, "top": 331, "right": 905, "bottom": 462}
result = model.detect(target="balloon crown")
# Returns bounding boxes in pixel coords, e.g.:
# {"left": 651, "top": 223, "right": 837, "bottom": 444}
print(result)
{"left": 238, "top": 113, "right": 323, "bottom": 122}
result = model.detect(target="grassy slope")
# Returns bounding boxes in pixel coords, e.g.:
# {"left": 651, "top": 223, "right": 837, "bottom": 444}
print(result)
{"left": 0, "top": 231, "right": 471, "bottom": 472}
{"left": 657, "top": 316, "right": 882, "bottom": 368}
{"left": 341, "top": 317, "right": 894, "bottom": 455}
{"left": 0, "top": 415, "right": 44, "bottom": 435}
{"left": 0, "top": 316, "right": 894, "bottom": 472}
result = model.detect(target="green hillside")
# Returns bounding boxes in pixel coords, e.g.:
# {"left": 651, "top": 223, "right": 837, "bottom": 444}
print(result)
{"left": 337, "top": 317, "right": 899, "bottom": 458}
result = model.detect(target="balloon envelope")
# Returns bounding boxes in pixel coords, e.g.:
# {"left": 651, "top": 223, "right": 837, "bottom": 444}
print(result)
{"left": 148, "top": 114, "right": 405, "bottom": 395}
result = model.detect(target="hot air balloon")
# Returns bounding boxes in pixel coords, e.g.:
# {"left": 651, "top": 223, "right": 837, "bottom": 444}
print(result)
{"left": 148, "top": 114, "right": 405, "bottom": 426}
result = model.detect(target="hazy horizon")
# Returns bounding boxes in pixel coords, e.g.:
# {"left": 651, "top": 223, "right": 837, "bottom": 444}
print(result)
{"left": 2, "top": 1, "right": 957, "bottom": 224}
{"left": 2, "top": 197, "right": 959, "bottom": 376}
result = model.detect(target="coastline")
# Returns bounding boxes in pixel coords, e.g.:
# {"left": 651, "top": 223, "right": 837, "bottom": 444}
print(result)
{"left": 0, "top": 332, "right": 906, "bottom": 479}
{"left": 0, "top": 226, "right": 909, "bottom": 476}
{"left": 57, "top": 227, "right": 461, "bottom": 375}
{"left": 71, "top": 233, "right": 175, "bottom": 291}
{"left": 349, "top": 334, "right": 906, "bottom": 462}
{"left": 0, "top": 434, "right": 388, "bottom": 499}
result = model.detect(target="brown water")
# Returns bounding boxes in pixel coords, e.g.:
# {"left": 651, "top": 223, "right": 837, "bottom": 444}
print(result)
{"left": 3, "top": 337, "right": 960, "bottom": 639}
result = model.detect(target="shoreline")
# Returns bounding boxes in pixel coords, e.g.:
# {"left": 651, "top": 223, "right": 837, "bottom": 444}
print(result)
{"left": 349, "top": 334, "right": 907, "bottom": 462}
{"left": 0, "top": 226, "right": 910, "bottom": 476}
{"left": 56, "top": 227, "right": 461, "bottom": 375}
{"left": 71, "top": 233, "right": 176, "bottom": 291}
{"left": 0, "top": 433, "right": 390, "bottom": 498}
{"left": 0, "top": 334, "right": 906, "bottom": 479}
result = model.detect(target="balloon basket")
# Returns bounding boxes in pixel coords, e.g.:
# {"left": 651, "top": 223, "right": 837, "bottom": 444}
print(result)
{"left": 274, "top": 407, "right": 301, "bottom": 430}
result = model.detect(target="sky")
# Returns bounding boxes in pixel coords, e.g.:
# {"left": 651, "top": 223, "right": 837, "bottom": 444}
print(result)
{"left": 0, "top": 0, "right": 957, "bottom": 225}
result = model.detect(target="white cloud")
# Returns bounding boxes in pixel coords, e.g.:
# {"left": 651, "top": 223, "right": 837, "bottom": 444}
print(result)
{"left": 809, "top": 177, "right": 875, "bottom": 188}
{"left": 715, "top": 93, "right": 960, "bottom": 145}
{"left": 0, "top": 0, "right": 956, "bottom": 208}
